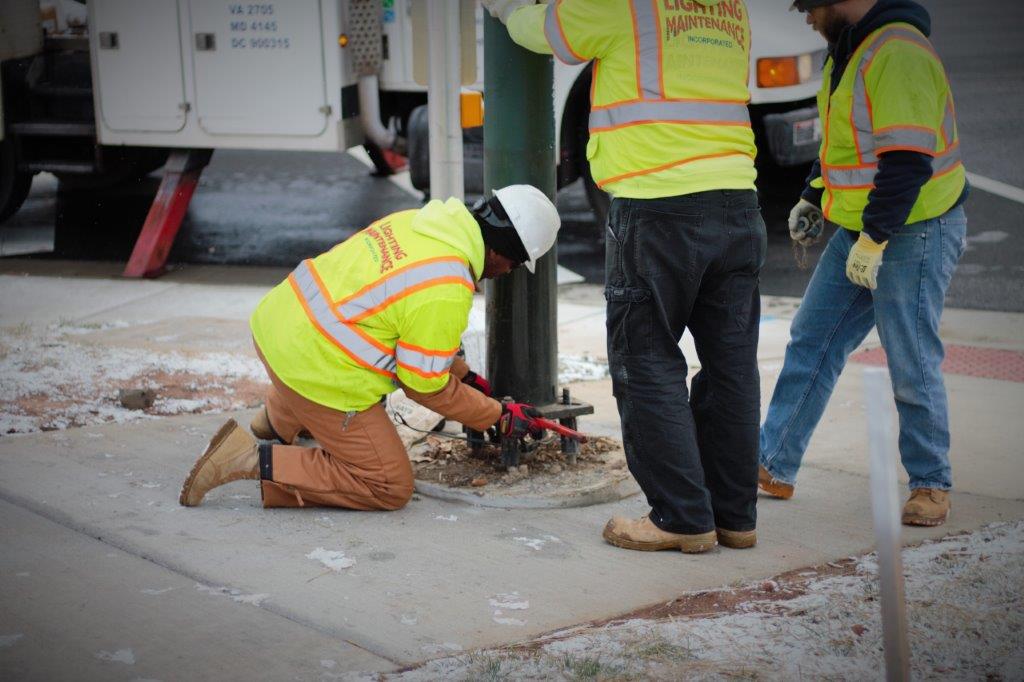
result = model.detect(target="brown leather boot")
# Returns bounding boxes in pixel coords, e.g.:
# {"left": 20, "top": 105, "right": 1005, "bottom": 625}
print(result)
{"left": 717, "top": 528, "right": 757, "bottom": 549}
{"left": 602, "top": 516, "right": 716, "bottom": 553}
{"left": 180, "top": 419, "right": 259, "bottom": 507}
{"left": 758, "top": 465, "right": 794, "bottom": 500}
{"left": 250, "top": 406, "right": 278, "bottom": 441}
{"left": 902, "top": 488, "right": 950, "bottom": 526}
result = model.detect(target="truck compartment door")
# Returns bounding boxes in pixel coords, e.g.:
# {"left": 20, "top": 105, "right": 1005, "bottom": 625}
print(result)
{"left": 91, "top": 0, "right": 188, "bottom": 133}
{"left": 188, "top": 0, "right": 328, "bottom": 137}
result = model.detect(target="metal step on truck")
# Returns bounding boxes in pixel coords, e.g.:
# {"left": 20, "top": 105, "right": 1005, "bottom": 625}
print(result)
{"left": 0, "top": 0, "right": 825, "bottom": 272}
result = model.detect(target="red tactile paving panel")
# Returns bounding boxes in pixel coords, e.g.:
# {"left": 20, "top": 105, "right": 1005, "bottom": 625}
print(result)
{"left": 850, "top": 345, "right": 1024, "bottom": 383}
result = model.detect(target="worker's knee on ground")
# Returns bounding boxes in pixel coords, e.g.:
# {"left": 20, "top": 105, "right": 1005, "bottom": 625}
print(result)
{"left": 375, "top": 480, "right": 414, "bottom": 510}
{"left": 370, "top": 464, "right": 414, "bottom": 510}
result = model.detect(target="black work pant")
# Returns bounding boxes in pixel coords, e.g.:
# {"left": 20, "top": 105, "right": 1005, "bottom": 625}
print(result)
{"left": 605, "top": 190, "right": 766, "bottom": 534}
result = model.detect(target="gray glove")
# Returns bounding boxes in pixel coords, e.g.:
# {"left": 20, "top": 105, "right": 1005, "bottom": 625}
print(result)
{"left": 788, "top": 198, "right": 824, "bottom": 247}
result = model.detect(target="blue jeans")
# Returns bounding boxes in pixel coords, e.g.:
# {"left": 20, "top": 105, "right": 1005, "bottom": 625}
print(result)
{"left": 760, "top": 205, "right": 967, "bottom": 490}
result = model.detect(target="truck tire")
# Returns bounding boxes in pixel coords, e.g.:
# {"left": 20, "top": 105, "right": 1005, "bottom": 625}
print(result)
{"left": 0, "top": 139, "right": 33, "bottom": 223}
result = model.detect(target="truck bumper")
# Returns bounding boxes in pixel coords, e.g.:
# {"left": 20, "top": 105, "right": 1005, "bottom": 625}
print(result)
{"left": 761, "top": 105, "right": 821, "bottom": 167}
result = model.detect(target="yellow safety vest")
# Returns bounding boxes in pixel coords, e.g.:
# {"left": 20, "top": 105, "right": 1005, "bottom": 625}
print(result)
{"left": 250, "top": 199, "right": 483, "bottom": 413}
{"left": 508, "top": 0, "right": 757, "bottom": 198}
{"left": 817, "top": 22, "right": 965, "bottom": 230}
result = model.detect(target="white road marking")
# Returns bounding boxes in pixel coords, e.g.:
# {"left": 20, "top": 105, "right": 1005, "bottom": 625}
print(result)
{"left": 966, "top": 172, "right": 1024, "bottom": 205}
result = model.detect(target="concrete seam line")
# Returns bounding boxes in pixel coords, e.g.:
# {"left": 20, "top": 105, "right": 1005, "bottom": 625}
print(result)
{"left": 0, "top": 487, "right": 405, "bottom": 668}
{"left": 966, "top": 172, "right": 1024, "bottom": 205}
{"left": 76, "top": 281, "right": 181, "bottom": 323}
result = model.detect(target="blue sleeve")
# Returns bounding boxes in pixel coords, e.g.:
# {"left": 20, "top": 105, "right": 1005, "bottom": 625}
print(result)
{"left": 801, "top": 159, "right": 824, "bottom": 206}
{"left": 861, "top": 150, "right": 933, "bottom": 243}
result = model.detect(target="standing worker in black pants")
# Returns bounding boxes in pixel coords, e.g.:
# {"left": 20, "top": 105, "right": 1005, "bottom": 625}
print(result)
{"left": 484, "top": 0, "right": 766, "bottom": 552}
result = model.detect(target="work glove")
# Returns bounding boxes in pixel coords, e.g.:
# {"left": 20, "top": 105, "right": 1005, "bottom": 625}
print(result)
{"left": 481, "top": 0, "right": 535, "bottom": 24}
{"left": 498, "top": 402, "right": 545, "bottom": 440}
{"left": 462, "top": 370, "right": 492, "bottom": 397}
{"left": 788, "top": 198, "right": 824, "bottom": 247}
{"left": 846, "top": 233, "right": 887, "bottom": 290}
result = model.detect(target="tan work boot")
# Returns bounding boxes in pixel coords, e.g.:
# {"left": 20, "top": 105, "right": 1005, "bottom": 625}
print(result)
{"left": 179, "top": 419, "right": 259, "bottom": 507}
{"left": 602, "top": 516, "right": 717, "bottom": 553}
{"left": 902, "top": 488, "right": 950, "bottom": 526}
{"left": 758, "top": 465, "right": 794, "bottom": 500}
{"left": 717, "top": 527, "right": 757, "bottom": 549}
{"left": 250, "top": 406, "right": 277, "bottom": 441}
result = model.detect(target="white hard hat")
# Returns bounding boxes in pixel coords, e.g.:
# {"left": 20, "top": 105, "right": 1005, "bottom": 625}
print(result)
{"left": 492, "top": 185, "right": 561, "bottom": 274}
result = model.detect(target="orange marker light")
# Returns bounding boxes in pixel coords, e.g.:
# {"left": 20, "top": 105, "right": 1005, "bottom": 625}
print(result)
{"left": 757, "top": 56, "right": 800, "bottom": 88}
{"left": 338, "top": 34, "right": 349, "bottom": 48}
{"left": 460, "top": 91, "right": 484, "bottom": 129}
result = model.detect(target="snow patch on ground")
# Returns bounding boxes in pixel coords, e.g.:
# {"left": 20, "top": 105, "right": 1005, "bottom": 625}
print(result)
{"left": 369, "top": 521, "right": 1024, "bottom": 681}
{"left": 95, "top": 648, "right": 135, "bottom": 665}
{"left": 306, "top": 547, "right": 356, "bottom": 571}
{"left": 558, "top": 355, "right": 609, "bottom": 383}
{"left": 514, "top": 535, "right": 561, "bottom": 551}
{"left": 0, "top": 323, "right": 265, "bottom": 435}
{"left": 195, "top": 583, "right": 269, "bottom": 606}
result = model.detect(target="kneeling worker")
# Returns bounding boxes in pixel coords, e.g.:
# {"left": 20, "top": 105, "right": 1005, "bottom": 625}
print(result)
{"left": 180, "top": 185, "right": 560, "bottom": 510}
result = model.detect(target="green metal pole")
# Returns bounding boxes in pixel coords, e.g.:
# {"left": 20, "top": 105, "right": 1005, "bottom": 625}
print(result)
{"left": 483, "top": 13, "right": 557, "bottom": 406}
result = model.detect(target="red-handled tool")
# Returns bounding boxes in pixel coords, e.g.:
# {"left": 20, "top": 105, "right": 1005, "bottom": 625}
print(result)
{"left": 531, "top": 417, "right": 588, "bottom": 443}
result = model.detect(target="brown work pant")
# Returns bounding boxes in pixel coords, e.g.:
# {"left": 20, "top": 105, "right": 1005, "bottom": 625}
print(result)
{"left": 256, "top": 350, "right": 414, "bottom": 511}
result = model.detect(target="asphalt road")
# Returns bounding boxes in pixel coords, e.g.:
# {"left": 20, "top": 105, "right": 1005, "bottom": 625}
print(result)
{"left": 3, "top": 1, "right": 1022, "bottom": 311}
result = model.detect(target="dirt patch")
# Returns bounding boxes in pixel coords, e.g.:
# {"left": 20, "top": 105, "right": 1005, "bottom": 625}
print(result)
{"left": 1, "top": 326, "right": 267, "bottom": 434}
{"left": 4, "top": 369, "right": 265, "bottom": 432}
{"left": 411, "top": 434, "right": 625, "bottom": 489}
{"left": 593, "top": 557, "right": 862, "bottom": 625}
{"left": 501, "top": 556, "right": 864, "bottom": 656}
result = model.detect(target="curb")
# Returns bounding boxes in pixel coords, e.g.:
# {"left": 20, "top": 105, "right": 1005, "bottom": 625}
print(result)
{"left": 414, "top": 473, "right": 641, "bottom": 510}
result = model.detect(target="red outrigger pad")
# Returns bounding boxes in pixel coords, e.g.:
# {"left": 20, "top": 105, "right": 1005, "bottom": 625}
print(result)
{"left": 123, "top": 149, "right": 213, "bottom": 279}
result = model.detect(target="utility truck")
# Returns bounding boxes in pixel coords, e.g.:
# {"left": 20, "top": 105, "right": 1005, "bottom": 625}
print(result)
{"left": 0, "top": 0, "right": 825, "bottom": 249}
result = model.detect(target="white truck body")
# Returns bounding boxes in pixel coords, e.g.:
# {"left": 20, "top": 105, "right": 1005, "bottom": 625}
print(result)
{"left": 88, "top": 0, "right": 359, "bottom": 151}
{"left": 86, "top": 0, "right": 824, "bottom": 157}
{"left": 0, "top": 1, "right": 826, "bottom": 223}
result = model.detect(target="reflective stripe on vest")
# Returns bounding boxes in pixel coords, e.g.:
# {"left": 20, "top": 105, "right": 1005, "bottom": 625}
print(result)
{"left": 288, "top": 260, "right": 397, "bottom": 378}
{"left": 589, "top": 100, "right": 751, "bottom": 132}
{"left": 824, "top": 144, "right": 962, "bottom": 188}
{"left": 824, "top": 25, "right": 961, "bottom": 190}
{"left": 544, "top": 1, "right": 586, "bottom": 65}
{"left": 874, "top": 126, "right": 937, "bottom": 154}
{"left": 631, "top": 0, "right": 662, "bottom": 98}
{"left": 396, "top": 341, "right": 458, "bottom": 379}
{"left": 337, "top": 257, "right": 474, "bottom": 323}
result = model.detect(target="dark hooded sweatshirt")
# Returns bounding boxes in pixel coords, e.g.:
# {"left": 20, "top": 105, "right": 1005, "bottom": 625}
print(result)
{"left": 801, "top": 0, "right": 968, "bottom": 243}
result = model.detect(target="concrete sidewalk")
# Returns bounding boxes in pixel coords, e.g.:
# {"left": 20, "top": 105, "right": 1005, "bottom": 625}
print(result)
{"left": 1, "top": 261, "right": 1022, "bottom": 679}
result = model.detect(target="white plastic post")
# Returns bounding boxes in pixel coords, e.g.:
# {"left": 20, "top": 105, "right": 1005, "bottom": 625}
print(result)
{"left": 863, "top": 367, "right": 911, "bottom": 682}
{"left": 426, "top": 1, "right": 464, "bottom": 201}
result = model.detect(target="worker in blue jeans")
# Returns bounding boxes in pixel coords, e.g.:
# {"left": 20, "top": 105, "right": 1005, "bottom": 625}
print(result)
{"left": 760, "top": 0, "right": 969, "bottom": 527}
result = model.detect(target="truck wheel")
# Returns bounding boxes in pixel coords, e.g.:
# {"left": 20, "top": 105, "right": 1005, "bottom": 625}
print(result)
{"left": 0, "top": 139, "right": 33, "bottom": 224}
